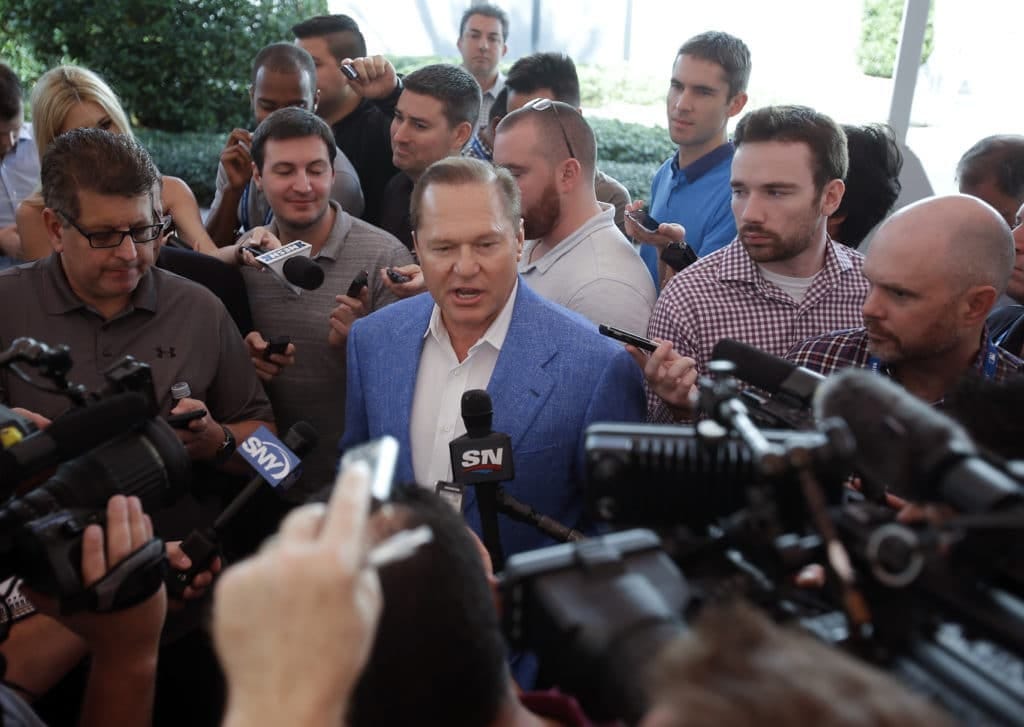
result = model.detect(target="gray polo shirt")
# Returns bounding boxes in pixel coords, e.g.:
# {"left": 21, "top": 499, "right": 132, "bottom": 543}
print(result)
{"left": 0, "top": 254, "right": 273, "bottom": 425}
{"left": 519, "top": 202, "right": 656, "bottom": 334}
{"left": 243, "top": 201, "right": 413, "bottom": 493}
{"left": 211, "top": 148, "right": 365, "bottom": 231}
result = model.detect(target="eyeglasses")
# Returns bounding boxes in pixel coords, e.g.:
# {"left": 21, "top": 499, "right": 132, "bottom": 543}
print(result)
{"left": 57, "top": 210, "right": 172, "bottom": 249}
{"left": 523, "top": 98, "right": 576, "bottom": 160}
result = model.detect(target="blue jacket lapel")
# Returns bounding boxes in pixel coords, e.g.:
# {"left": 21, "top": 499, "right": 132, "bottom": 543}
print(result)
{"left": 464, "top": 283, "right": 557, "bottom": 511}
{"left": 388, "top": 295, "right": 433, "bottom": 481}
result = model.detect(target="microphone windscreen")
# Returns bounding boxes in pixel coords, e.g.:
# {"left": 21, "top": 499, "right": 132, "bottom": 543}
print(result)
{"left": 282, "top": 256, "right": 325, "bottom": 291}
{"left": 710, "top": 338, "right": 797, "bottom": 395}
{"left": 460, "top": 389, "right": 493, "bottom": 436}
{"left": 281, "top": 420, "right": 319, "bottom": 457}
{"left": 47, "top": 393, "right": 152, "bottom": 460}
{"left": 814, "top": 369, "right": 972, "bottom": 497}
{"left": 0, "top": 393, "right": 152, "bottom": 484}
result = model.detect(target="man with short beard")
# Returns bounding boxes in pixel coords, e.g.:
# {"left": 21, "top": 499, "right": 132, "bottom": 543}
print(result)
{"left": 493, "top": 100, "right": 655, "bottom": 332}
{"left": 788, "top": 195, "right": 1023, "bottom": 402}
{"left": 638, "top": 105, "right": 869, "bottom": 422}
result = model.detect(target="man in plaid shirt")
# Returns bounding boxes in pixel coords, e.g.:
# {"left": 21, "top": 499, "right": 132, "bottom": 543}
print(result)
{"left": 788, "top": 195, "right": 1023, "bottom": 403}
{"left": 636, "top": 105, "right": 869, "bottom": 422}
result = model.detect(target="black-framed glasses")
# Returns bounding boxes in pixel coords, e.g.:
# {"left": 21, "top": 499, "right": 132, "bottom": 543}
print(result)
{"left": 523, "top": 98, "right": 576, "bottom": 160}
{"left": 57, "top": 210, "right": 172, "bottom": 249}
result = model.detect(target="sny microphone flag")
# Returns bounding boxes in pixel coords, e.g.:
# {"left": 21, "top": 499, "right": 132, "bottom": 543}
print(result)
{"left": 238, "top": 425, "right": 302, "bottom": 489}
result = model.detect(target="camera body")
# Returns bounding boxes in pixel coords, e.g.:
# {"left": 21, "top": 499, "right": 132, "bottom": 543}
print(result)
{"left": 0, "top": 344, "right": 189, "bottom": 605}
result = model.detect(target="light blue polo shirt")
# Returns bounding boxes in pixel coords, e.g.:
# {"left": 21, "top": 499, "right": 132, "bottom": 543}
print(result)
{"left": 640, "top": 142, "right": 736, "bottom": 283}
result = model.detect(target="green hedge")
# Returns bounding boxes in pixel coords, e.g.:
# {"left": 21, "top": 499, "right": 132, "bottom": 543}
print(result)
{"left": 134, "top": 117, "right": 670, "bottom": 209}
{"left": 857, "top": 0, "right": 934, "bottom": 78}
{"left": 137, "top": 130, "right": 224, "bottom": 208}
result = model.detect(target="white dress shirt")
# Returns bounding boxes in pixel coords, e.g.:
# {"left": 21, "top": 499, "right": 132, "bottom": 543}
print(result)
{"left": 410, "top": 282, "right": 518, "bottom": 487}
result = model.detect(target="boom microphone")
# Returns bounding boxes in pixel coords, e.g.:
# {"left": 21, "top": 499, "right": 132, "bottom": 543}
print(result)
{"left": 815, "top": 369, "right": 1023, "bottom": 513}
{"left": 0, "top": 393, "right": 152, "bottom": 486}
{"left": 254, "top": 241, "right": 324, "bottom": 293}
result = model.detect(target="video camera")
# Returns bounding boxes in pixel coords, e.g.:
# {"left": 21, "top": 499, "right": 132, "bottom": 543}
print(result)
{"left": 502, "top": 353, "right": 1024, "bottom": 725}
{"left": 0, "top": 337, "right": 189, "bottom": 611}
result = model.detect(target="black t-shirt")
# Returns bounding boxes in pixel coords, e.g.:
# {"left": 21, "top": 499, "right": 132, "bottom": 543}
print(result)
{"left": 332, "top": 97, "right": 399, "bottom": 228}
{"left": 378, "top": 172, "right": 415, "bottom": 251}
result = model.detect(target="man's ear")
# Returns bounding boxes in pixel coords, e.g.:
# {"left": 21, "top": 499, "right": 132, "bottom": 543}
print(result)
{"left": 962, "top": 284, "right": 998, "bottom": 326}
{"left": 820, "top": 179, "right": 845, "bottom": 217}
{"left": 251, "top": 161, "right": 262, "bottom": 191}
{"left": 727, "top": 91, "right": 749, "bottom": 118}
{"left": 312, "top": 89, "right": 321, "bottom": 114}
{"left": 451, "top": 121, "right": 473, "bottom": 151}
{"left": 42, "top": 208, "right": 65, "bottom": 254}
{"left": 411, "top": 230, "right": 421, "bottom": 259}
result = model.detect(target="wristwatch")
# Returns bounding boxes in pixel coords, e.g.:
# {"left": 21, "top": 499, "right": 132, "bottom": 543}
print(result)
{"left": 212, "top": 424, "right": 237, "bottom": 465}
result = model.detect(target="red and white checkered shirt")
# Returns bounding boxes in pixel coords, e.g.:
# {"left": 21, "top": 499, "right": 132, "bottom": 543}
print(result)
{"left": 646, "top": 238, "right": 869, "bottom": 422}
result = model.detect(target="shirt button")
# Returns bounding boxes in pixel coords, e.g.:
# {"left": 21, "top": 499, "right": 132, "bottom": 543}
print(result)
{"left": 443, "top": 424, "right": 452, "bottom": 432}
{"left": 453, "top": 369, "right": 462, "bottom": 377}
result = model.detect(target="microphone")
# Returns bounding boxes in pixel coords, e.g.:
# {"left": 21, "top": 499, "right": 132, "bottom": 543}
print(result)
{"left": 815, "top": 369, "right": 1023, "bottom": 513}
{"left": 450, "top": 390, "right": 515, "bottom": 570}
{"left": 168, "top": 421, "right": 319, "bottom": 596}
{"left": 0, "top": 393, "right": 151, "bottom": 486}
{"left": 710, "top": 338, "right": 824, "bottom": 428}
{"left": 254, "top": 241, "right": 324, "bottom": 293}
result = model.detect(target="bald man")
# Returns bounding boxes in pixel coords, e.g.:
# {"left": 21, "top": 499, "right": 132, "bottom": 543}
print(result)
{"left": 788, "top": 194, "right": 1023, "bottom": 402}
{"left": 493, "top": 100, "right": 655, "bottom": 333}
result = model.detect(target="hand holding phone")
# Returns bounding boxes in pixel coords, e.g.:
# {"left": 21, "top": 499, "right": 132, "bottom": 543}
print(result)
{"left": 599, "top": 324, "right": 657, "bottom": 352}
{"left": 262, "top": 335, "right": 291, "bottom": 361}
{"left": 339, "top": 435, "right": 399, "bottom": 502}
{"left": 386, "top": 267, "right": 411, "bottom": 284}
{"left": 167, "top": 408, "right": 207, "bottom": 429}
{"left": 347, "top": 270, "right": 369, "bottom": 298}
{"left": 626, "top": 208, "right": 660, "bottom": 234}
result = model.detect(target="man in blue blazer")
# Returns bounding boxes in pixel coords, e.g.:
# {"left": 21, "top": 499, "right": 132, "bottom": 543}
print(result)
{"left": 340, "top": 156, "right": 645, "bottom": 558}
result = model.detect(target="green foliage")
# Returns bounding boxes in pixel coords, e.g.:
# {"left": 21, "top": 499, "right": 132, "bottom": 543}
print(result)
{"left": 0, "top": 38, "right": 45, "bottom": 92}
{"left": 389, "top": 56, "right": 665, "bottom": 109}
{"left": 577, "top": 64, "right": 664, "bottom": 109}
{"left": 857, "top": 0, "right": 934, "bottom": 78}
{"left": 4, "top": 0, "right": 327, "bottom": 132}
{"left": 137, "top": 129, "right": 224, "bottom": 207}
{"left": 599, "top": 160, "right": 656, "bottom": 203}
{"left": 590, "top": 117, "right": 674, "bottom": 166}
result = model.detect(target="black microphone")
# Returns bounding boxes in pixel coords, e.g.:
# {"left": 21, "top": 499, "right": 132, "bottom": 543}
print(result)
{"left": 711, "top": 338, "right": 824, "bottom": 405}
{"left": 815, "top": 369, "right": 1023, "bottom": 513}
{"left": 282, "top": 255, "right": 325, "bottom": 290}
{"left": 711, "top": 338, "right": 824, "bottom": 428}
{"left": 167, "top": 421, "right": 319, "bottom": 596}
{"left": 450, "top": 390, "right": 514, "bottom": 570}
{"left": 0, "top": 393, "right": 151, "bottom": 486}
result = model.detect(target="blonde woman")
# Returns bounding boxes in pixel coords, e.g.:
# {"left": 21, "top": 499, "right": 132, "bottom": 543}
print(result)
{"left": 16, "top": 65, "right": 266, "bottom": 264}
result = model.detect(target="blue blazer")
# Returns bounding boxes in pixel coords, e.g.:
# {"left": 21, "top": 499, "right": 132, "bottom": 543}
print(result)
{"left": 340, "top": 280, "right": 646, "bottom": 557}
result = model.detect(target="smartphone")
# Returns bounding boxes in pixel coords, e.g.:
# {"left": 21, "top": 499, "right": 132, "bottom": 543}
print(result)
{"left": 386, "top": 267, "right": 412, "bottom": 284}
{"left": 262, "top": 335, "right": 291, "bottom": 361}
{"left": 341, "top": 63, "right": 359, "bottom": 80}
{"left": 627, "top": 208, "right": 660, "bottom": 233}
{"left": 166, "top": 408, "right": 207, "bottom": 429}
{"left": 347, "top": 270, "right": 369, "bottom": 298}
{"left": 598, "top": 324, "right": 657, "bottom": 352}
{"left": 339, "top": 435, "right": 399, "bottom": 502}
